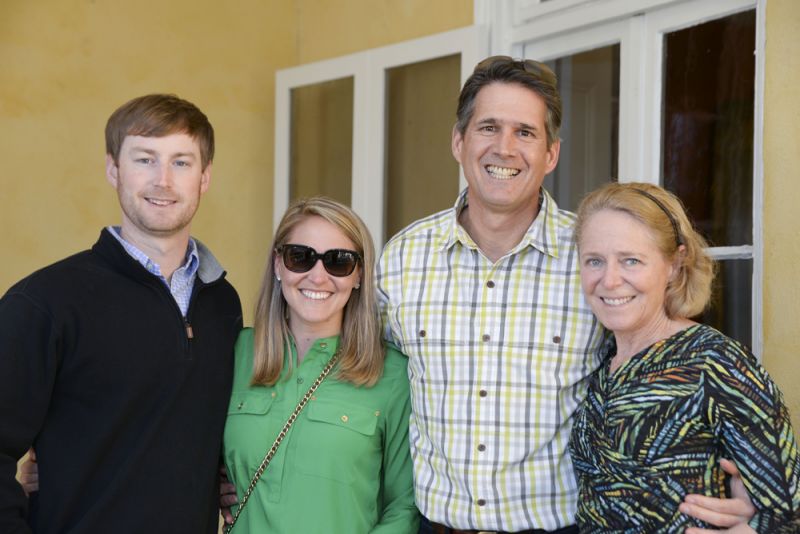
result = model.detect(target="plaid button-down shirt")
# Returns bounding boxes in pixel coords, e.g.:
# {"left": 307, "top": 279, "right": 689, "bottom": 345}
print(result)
{"left": 377, "top": 188, "right": 605, "bottom": 531}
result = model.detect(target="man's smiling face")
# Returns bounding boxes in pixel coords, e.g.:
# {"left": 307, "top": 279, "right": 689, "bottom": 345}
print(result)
{"left": 107, "top": 133, "right": 210, "bottom": 242}
{"left": 452, "top": 81, "right": 559, "bottom": 217}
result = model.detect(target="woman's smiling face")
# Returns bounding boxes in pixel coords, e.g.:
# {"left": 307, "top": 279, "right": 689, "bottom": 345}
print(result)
{"left": 275, "top": 215, "right": 361, "bottom": 339}
{"left": 579, "top": 209, "right": 676, "bottom": 339}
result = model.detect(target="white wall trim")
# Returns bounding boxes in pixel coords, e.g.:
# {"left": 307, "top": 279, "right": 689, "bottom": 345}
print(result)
{"left": 514, "top": 0, "right": 679, "bottom": 22}
{"left": 707, "top": 245, "right": 755, "bottom": 261}
{"left": 751, "top": 0, "right": 766, "bottom": 356}
{"left": 511, "top": 0, "right": 689, "bottom": 43}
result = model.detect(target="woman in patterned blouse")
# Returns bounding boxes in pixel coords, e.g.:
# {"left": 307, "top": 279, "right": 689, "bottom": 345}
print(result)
{"left": 569, "top": 182, "right": 799, "bottom": 533}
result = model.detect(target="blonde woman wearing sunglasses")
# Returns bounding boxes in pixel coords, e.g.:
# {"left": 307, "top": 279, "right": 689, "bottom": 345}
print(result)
{"left": 220, "top": 196, "right": 418, "bottom": 533}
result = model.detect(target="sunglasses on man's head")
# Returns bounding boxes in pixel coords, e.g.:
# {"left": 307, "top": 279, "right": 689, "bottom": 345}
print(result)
{"left": 276, "top": 244, "right": 361, "bottom": 277}
{"left": 475, "top": 55, "right": 555, "bottom": 83}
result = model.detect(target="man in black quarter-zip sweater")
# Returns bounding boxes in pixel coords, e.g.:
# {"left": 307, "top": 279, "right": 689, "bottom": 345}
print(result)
{"left": 0, "top": 94, "right": 242, "bottom": 534}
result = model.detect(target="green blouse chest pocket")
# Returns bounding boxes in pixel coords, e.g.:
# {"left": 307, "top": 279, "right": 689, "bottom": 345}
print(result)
{"left": 227, "top": 391, "right": 275, "bottom": 416}
{"left": 224, "top": 391, "right": 278, "bottom": 474}
{"left": 224, "top": 391, "right": 275, "bottom": 457}
{"left": 295, "top": 401, "right": 381, "bottom": 484}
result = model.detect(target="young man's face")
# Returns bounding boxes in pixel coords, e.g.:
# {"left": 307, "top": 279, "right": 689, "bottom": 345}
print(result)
{"left": 452, "top": 82, "right": 560, "bottom": 216}
{"left": 106, "top": 133, "right": 210, "bottom": 241}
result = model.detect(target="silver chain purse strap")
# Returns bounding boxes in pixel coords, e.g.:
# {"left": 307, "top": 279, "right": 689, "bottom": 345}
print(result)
{"left": 224, "top": 350, "right": 341, "bottom": 533}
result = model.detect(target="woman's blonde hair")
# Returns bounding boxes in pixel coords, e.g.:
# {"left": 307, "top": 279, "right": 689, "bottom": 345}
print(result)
{"left": 575, "top": 182, "right": 716, "bottom": 319}
{"left": 251, "top": 196, "right": 383, "bottom": 386}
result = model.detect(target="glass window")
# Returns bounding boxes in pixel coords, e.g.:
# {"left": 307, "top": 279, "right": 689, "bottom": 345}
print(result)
{"left": 662, "top": 10, "right": 755, "bottom": 345}
{"left": 384, "top": 55, "right": 462, "bottom": 241}
{"left": 290, "top": 77, "right": 354, "bottom": 205}
{"left": 544, "top": 44, "right": 620, "bottom": 211}
{"left": 697, "top": 259, "right": 752, "bottom": 347}
{"left": 662, "top": 10, "right": 755, "bottom": 247}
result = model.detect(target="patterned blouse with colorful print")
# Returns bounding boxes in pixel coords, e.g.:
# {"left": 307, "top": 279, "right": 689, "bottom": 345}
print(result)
{"left": 569, "top": 324, "right": 799, "bottom": 533}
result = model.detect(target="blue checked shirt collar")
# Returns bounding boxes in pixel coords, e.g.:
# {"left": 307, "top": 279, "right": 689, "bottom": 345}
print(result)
{"left": 107, "top": 226, "right": 199, "bottom": 316}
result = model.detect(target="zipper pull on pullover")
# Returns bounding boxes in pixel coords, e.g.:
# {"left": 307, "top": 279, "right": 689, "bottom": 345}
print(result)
{"left": 184, "top": 318, "right": 194, "bottom": 340}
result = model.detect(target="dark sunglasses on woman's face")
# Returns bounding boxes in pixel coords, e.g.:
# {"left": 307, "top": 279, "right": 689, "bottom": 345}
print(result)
{"left": 276, "top": 244, "right": 361, "bottom": 277}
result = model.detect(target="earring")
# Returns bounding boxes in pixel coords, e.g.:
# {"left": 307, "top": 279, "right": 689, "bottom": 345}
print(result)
{"left": 276, "top": 275, "right": 281, "bottom": 282}
{"left": 354, "top": 282, "right": 361, "bottom": 289}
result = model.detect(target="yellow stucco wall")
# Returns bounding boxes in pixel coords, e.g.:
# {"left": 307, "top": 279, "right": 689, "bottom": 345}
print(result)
{"left": 0, "top": 0, "right": 298, "bottom": 326}
{"left": 0, "top": 0, "right": 471, "bottom": 325}
{"left": 763, "top": 0, "right": 800, "bottom": 431}
{"left": 292, "top": 0, "right": 473, "bottom": 63}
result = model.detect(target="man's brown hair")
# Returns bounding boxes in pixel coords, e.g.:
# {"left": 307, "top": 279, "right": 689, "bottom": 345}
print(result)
{"left": 456, "top": 56, "right": 562, "bottom": 147}
{"left": 105, "top": 94, "right": 214, "bottom": 169}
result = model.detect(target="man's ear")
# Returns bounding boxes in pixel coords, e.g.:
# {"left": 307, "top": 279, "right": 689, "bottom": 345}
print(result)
{"left": 105, "top": 154, "right": 119, "bottom": 188}
{"left": 544, "top": 138, "right": 561, "bottom": 175}
{"left": 199, "top": 163, "right": 212, "bottom": 195}
{"left": 451, "top": 124, "right": 464, "bottom": 165}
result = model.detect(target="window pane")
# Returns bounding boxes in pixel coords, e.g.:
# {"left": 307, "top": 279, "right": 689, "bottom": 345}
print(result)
{"left": 662, "top": 10, "right": 755, "bottom": 246}
{"left": 290, "top": 77, "right": 353, "bottom": 205}
{"left": 544, "top": 44, "right": 619, "bottom": 211}
{"left": 385, "top": 54, "right": 461, "bottom": 241}
{"left": 697, "top": 259, "right": 752, "bottom": 348}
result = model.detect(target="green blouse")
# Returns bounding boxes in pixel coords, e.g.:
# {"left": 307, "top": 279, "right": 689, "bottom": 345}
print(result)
{"left": 223, "top": 329, "right": 419, "bottom": 534}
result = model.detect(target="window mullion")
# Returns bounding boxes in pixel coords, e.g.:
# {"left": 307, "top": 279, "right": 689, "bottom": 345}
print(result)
{"left": 351, "top": 56, "right": 384, "bottom": 254}
{"left": 706, "top": 246, "right": 754, "bottom": 261}
{"left": 618, "top": 14, "right": 647, "bottom": 183}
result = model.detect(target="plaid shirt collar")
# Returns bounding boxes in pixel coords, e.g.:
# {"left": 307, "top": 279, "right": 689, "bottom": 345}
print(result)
{"left": 439, "top": 187, "right": 562, "bottom": 259}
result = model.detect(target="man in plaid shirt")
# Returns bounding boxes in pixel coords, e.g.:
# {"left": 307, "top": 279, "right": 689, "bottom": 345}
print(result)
{"left": 377, "top": 56, "right": 753, "bottom": 534}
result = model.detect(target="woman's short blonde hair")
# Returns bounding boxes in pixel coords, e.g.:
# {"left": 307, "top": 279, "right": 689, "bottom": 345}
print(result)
{"left": 575, "top": 182, "right": 715, "bottom": 319}
{"left": 251, "top": 196, "right": 383, "bottom": 386}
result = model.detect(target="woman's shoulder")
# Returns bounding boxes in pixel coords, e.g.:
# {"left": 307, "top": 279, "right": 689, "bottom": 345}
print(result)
{"left": 680, "top": 324, "right": 755, "bottom": 363}
{"left": 384, "top": 343, "right": 408, "bottom": 370}
{"left": 675, "top": 325, "right": 773, "bottom": 391}
{"left": 234, "top": 327, "right": 255, "bottom": 356}
{"left": 382, "top": 343, "right": 409, "bottom": 375}
{"left": 236, "top": 326, "right": 254, "bottom": 342}
{"left": 231, "top": 327, "right": 257, "bottom": 384}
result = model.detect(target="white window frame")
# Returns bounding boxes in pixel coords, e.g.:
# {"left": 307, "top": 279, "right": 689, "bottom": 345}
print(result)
{"left": 274, "top": 26, "right": 488, "bottom": 251}
{"left": 476, "top": 0, "right": 765, "bottom": 354}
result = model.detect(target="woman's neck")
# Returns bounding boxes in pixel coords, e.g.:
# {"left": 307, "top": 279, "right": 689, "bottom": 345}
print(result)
{"left": 291, "top": 325, "right": 339, "bottom": 365}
